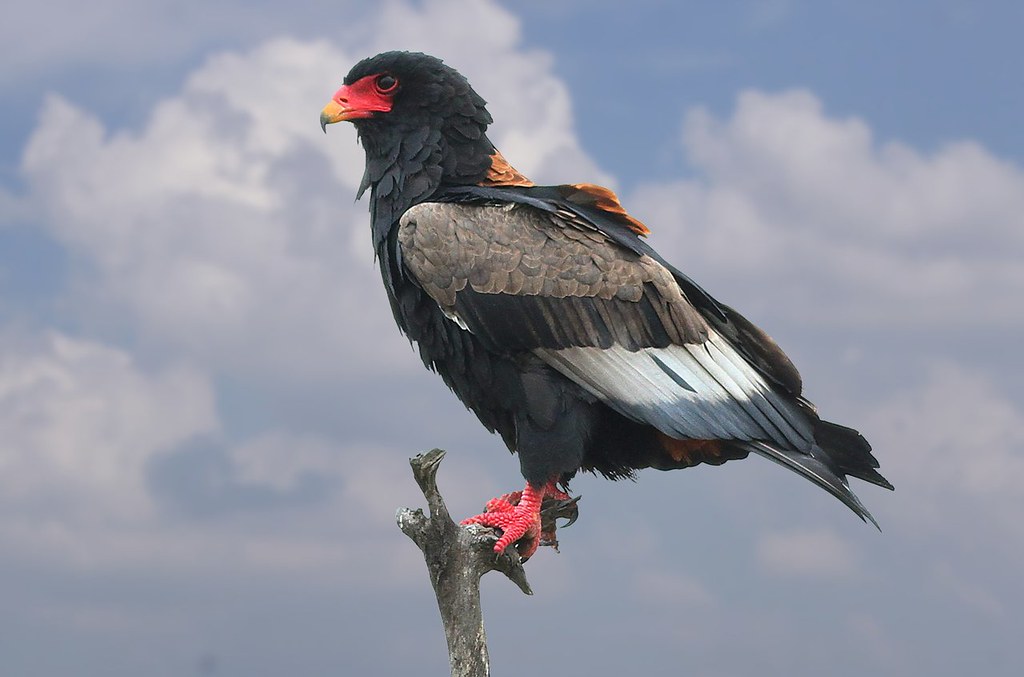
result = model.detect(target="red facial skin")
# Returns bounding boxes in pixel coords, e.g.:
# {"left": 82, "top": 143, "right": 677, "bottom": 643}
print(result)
{"left": 321, "top": 73, "right": 398, "bottom": 125}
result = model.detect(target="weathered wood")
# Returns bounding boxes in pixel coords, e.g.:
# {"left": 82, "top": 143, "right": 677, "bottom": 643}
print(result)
{"left": 396, "top": 449, "right": 531, "bottom": 677}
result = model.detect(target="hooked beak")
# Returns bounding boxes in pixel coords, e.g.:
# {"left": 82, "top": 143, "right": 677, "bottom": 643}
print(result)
{"left": 321, "top": 80, "right": 392, "bottom": 132}
{"left": 320, "top": 100, "right": 351, "bottom": 133}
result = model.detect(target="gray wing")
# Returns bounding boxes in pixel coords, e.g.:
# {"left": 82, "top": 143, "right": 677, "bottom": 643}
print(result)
{"left": 398, "top": 201, "right": 815, "bottom": 449}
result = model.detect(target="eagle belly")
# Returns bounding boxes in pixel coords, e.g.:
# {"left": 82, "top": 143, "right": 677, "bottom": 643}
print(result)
{"left": 384, "top": 256, "right": 612, "bottom": 485}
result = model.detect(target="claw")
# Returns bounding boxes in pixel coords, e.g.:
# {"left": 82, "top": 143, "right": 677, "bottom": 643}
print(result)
{"left": 537, "top": 494, "right": 582, "bottom": 552}
{"left": 541, "top": 495, "right": 581, "bottom": 532}
{"left": 462, "top": 483, "right": 582, "bottom": 558}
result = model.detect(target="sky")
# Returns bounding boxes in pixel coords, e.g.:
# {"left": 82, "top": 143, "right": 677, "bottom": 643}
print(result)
{"left": 1, "top": 1, "right": 1022, "bottom": 675}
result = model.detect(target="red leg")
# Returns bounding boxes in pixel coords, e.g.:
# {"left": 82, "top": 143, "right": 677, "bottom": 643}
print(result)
{"left": 461, "top": 481, "right": 563, "bottom": 559}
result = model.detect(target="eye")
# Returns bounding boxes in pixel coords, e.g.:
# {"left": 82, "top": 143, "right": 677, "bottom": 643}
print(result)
{"left": 374, "top": 74, "right": 398, "bottom": 94}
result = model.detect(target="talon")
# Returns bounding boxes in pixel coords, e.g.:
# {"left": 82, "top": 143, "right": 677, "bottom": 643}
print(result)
{"left": 556, "top": 496, "right": 581, "bottom": 528}
{"left": 461, "top": 481, "right": 578, "bottom": 559}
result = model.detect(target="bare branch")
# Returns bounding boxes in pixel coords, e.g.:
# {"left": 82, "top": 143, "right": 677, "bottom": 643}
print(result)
{"left": 396, "top": 449, "right": 532, "bottom": 677}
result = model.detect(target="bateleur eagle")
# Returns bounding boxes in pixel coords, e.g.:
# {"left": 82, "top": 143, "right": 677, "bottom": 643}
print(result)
{"left": 321, "top": 51, "right": 891, "bottom": 559}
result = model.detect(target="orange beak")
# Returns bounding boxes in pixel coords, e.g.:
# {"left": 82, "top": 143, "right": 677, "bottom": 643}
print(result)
{"left": 320, "top": 100, "right": 354, "bottom": 132}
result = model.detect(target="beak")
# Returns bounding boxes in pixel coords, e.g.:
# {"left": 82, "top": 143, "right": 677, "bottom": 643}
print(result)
{"left": 320, "top": 100, "right": 351, "bottom": 133}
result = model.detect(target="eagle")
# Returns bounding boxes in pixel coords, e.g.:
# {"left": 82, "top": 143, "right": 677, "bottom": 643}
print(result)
{"left": 320, "top": 51, "right": 891, "bottom": 559}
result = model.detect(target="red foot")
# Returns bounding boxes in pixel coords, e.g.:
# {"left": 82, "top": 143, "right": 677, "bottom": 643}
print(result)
{"left": 461, "top": 481, "right": 567, "bottom": 559}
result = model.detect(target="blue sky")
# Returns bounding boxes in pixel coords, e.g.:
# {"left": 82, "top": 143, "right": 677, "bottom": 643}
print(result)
{"left": 2, "top": 1, "right": 1022, "bottom": 675}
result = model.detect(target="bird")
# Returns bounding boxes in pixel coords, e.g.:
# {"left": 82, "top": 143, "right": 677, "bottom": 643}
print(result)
{"left": 320, "top": 51, "right": 892, "bottom": 559}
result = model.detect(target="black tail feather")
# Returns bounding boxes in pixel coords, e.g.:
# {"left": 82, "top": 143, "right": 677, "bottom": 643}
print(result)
{"left": 814, "top": 420, "right": 894, "bottom": 490}
{"left": 744, "top": 419, "right": 892, "bottom": 529}
{"left": 745, "top": 441, "right": 881, "bottom": 528}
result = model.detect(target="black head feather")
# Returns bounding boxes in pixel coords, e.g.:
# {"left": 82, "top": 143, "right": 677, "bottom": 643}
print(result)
{"left": 344, "top": 51, "right": 492, "bottom": 131}
{"left": 340, "top": 52, "right": 497, "bottom": 252}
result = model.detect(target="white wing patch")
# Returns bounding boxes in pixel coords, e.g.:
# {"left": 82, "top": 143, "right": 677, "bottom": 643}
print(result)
{"left": 536, "top": 329, "right": 814, "bottom": 448}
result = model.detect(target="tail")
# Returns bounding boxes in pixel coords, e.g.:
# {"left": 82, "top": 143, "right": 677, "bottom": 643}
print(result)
{"left": 745, "top": 420, "right": 893, "bottom": 529}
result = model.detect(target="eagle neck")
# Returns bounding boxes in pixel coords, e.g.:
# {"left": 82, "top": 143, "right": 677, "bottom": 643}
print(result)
{"left": 359, "top": 119, "right": 494, "bottom": 256}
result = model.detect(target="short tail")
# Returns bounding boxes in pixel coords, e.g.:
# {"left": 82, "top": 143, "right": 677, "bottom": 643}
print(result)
{"left": 744, "top": 420, "right": 893, "bottom": 529}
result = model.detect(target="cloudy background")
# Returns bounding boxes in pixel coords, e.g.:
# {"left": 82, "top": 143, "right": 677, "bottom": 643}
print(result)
{"left": 2, "top": 1, "right": 1022, "bottom": 675}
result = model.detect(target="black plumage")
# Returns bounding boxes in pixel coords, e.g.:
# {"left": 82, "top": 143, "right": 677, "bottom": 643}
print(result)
{"left": 322, "top": 51, "right": 891, "bottom": 544}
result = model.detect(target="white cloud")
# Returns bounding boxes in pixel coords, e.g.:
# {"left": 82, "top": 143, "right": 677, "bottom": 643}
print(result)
{"left": 0, "top": 327, "right": 458, "bottom": 584}
{"left": 0, "top": 337, "right": 430, "bottom": 583}
{"left": 3, "top": 3, "right": 1024, "bottom": 674}
{"left": 226, "top": 431, "right": 342, "bottom": 493}
{"left": 630, "top": 89, "right": 1024, "bottom": 328}
{"left": 755, "top": 527, "right": 859, "bottom": 577}
{"left": 1, "top": 0, "right": 616, "bottom": 601}
{"left": 21, "top": 38, "right": 397, "bottom": 380}
{"left": 0, "top": 331, "right": 217, "bottom": 518}
{"left": 17, "top": 2, "right": 606, "bottom": 380}
{"left": 865, "top": 362, "right": 1024, "bottom": 544}
{"left": 364, "top": 0, "right": 610, "bottom": 186}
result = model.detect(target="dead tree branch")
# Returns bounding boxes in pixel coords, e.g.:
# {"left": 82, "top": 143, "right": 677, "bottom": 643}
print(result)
{"left": 396, "top": 449, "right": 531, "bottom": 677}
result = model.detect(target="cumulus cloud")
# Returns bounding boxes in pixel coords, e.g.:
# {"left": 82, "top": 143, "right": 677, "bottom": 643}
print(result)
{"left": 0, "top": 331, "right": 216, "bottom": 517}
{"left": 865, "top": 363, "right": 1024, "bottom": 544}
{"left": 17, "top": 0, "right": 606, "bottom": 380}
{"left": 0, "top": 331, "right": 219, "bottom": 571}
{"left": 21, "top": 38, "right": 393, "bottom": 380}
{"left": 0, "top": 328, "right": 473, "bottom": 584}
{"left": 4, "top": 0, "right": 602, "bottom": 581}
{"left": 630, "top": 89, "right": 1024, "bottom": 328}
{"left": 5, "top": 3, "right": 1023, "bottom": 674}
{"left": 0, "top": 330, "right": 418, "bottom": 583}
{"left": 364, "top": 0, "right": 609, "bottom": 185}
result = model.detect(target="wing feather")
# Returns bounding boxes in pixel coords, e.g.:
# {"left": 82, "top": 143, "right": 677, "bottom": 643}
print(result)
{"left": 398, "top": 201, "right": 708, "bottom": 351}
{"left": 396, "top": 193, "right": 888, "bottom": 524}
{"left": 397, "top": 199, "right": 814, "bottom": 450}
{"left": 536, "top": 329, "right": 815, "bottom": 450}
